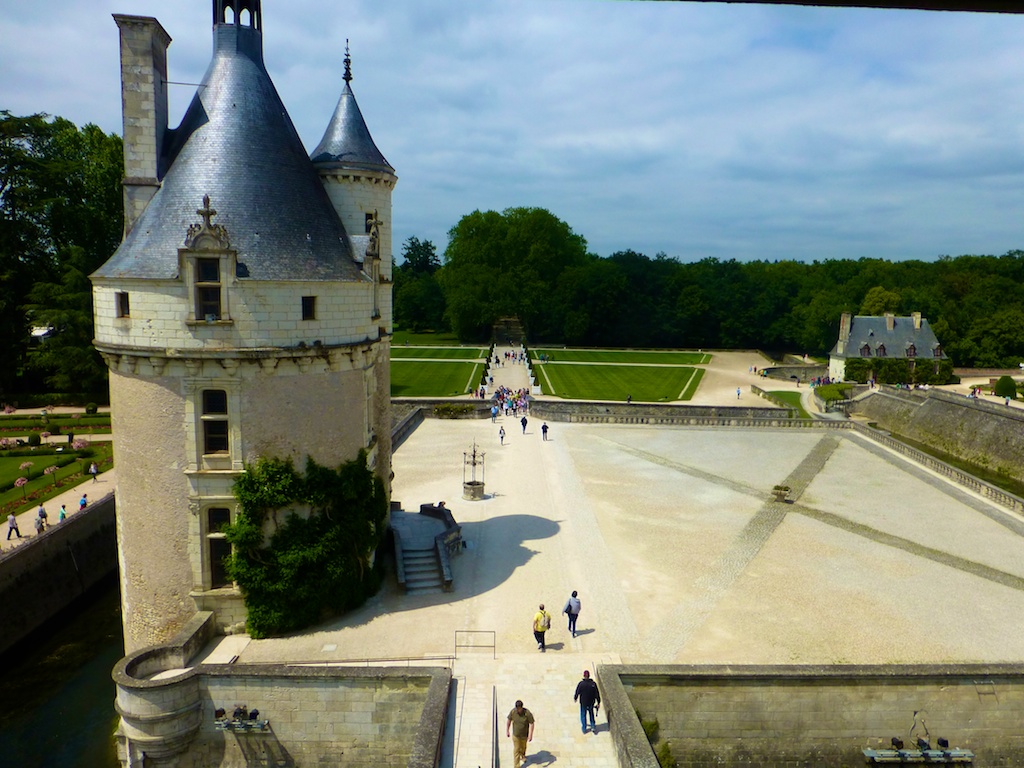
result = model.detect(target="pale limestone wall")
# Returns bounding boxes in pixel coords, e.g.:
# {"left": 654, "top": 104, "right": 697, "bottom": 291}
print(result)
{"left": 322, "top": 171, "right": 396, "bottom": 281}
{"left": 622, "top": 667, "right": 1024, "bottom": 767}
{"left": 239, "top": 369, "right": 369, "bottom": 468}
{"left": 94, "top": 280, "right": 376, "bottom": 352}
{"left": 110, "top": 371, "right": 195, "bottom": 653}
{"left": 187, "top": 676, "right": 429, "bottom": 767}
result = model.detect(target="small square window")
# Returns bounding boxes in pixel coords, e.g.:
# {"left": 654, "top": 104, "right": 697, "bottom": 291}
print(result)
{"left": 116, "top": 292, "right": 130, "bottom": 318}
{"left": 302, "top": 296, "right": 316, "bottom": 321}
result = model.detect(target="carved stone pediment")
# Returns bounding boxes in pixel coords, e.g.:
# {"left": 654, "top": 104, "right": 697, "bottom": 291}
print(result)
{"left": 185, "top": 194, "right": 231, "bottom": 251}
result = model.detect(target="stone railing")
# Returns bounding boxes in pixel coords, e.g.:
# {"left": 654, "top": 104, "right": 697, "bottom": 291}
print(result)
{"left": 848, "top": 421, "right": 1024, "bottom": 516}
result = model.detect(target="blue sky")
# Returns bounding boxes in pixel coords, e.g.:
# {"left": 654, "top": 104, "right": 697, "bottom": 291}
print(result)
{"left": 3, "top": 0, "right": 1023, "bottom": 263}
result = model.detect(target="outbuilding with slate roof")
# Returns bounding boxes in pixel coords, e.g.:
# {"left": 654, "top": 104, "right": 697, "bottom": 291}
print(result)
{"left": 829, "top": 311, "right": 947, "bottom": 382}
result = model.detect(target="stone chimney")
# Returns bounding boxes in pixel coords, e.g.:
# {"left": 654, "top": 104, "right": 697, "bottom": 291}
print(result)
{"left": 911, "top": 311, "right": 922, "bottom": 330}
{"left": 113, "top": 15, "right": 172, "bottom": 237}
{"left": 885, "top": 312, "right": 895, "bottom": 331}
{"left": 837, "top": 312, "right": 852, "bottom": 354}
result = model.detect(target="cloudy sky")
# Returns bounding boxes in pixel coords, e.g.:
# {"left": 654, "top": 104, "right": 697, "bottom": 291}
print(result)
{"left": 3, "top": 1, "right": 1023, "bottom": 263}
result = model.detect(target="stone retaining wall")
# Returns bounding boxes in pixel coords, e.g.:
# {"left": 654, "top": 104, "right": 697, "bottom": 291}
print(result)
{"left": 0, "top": 493, "right": 117, "bottom": 655}
{"left": 113, "top": 612, "right": 452, "bottom": 768}
{"left": 852, "top": 386, "right": 1024, "bottom": 483}
{"left": 529, "top": 401, "right": 796, "bottom": 423}
{"left": 602, "top": 664, "right": 1024, "bottom": 768}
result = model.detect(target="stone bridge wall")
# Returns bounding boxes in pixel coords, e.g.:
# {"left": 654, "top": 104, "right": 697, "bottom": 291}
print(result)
{"left": 852, "top": 386, "right": 1024, "bottom": 483}
{"left": 601, "top": 664, "right": 1024, "bottom": 768}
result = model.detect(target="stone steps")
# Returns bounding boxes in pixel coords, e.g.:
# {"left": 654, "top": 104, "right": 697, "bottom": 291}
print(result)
{"left": 403, "top": 548, "right": 443, "bottom": 593}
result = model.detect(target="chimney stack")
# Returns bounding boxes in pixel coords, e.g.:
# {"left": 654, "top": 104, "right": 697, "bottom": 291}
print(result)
{"left": 113, "top": 15, "right": 172, "bottom": 237}
{"left": 885, "top": 313, "right": 895, "bottom": 332}
{"left": 837, "top": 312, "right": 852, "bottom": 354}
{"left": 911, "top": 311, "right": 922, "bottom": 330}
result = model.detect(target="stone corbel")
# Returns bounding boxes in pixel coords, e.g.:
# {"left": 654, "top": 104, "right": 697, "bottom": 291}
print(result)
{"left": 149, "top": 357, "right": 168, "bottom": 376}
{"left": 185, "top": 360, "right": 202, "bottom": 377}
{"left": 219, "top": 359, "right": 239, "bottom": 376}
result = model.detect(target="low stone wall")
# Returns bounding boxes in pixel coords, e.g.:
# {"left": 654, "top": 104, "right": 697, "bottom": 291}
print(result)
{"left": 761, "top": 363, "right": 827, "bottom": 382}
{"left": 603, "top": 664, "right": 1024, "bottom": 768}
{"left": 113, "top": 612, "right": 452, "bottom": 768}
{"left": 852, "top": 386, "right": 1024, "bottom": 483}
{"left": 0, "top": 493, "right": 117, "bottom": 655}
{"left": 529, "top": 401, "right": 797, "bottom": 423}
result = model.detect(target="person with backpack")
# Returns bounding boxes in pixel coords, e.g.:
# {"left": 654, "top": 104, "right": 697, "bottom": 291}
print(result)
{"left": 532, "top": 604, "right": 551, "bottom": 651}
{"left": 574, "top": 670, "right": 601, "bottom": 733}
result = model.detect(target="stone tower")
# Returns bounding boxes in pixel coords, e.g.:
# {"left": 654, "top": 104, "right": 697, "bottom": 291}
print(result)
{"left": 93, "top": 1, "right": 394, "bottom": 653}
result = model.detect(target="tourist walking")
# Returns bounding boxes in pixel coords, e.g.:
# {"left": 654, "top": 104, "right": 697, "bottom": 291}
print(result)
{"left": 532, "top": 603, "right": 551, "bottom": 651}
{"left": 36, "top": 503, "right": 48, "bottom": 530}
{"left": 89, "top": 462, "right": 98, "bottom": 482}
{"left": 563, "top": 590, "right": 581, "bottom": 637}
{"left": 521, "top": 415, "right": 528, "bottom": 434}
{"left": 506, "top": 700, "right": 535, "bottom": 768}
{"left": 79, "top": 493, "right": 88, "bottom": 512}
{"left": 7, "top": 512, "right": 20, "bottom": 540}
{"left": 499, "top": 426, "right": 506, "bottom": 445}
{"left": 737, "top": 386, "right": 741, "bottom": 399}
{"left": 541, "top": 422, "right": 549, "bottom": 441}
{"left": 59, "top": 504, "right": 67, "bottom": 523}
{"left": 574, "top": 670, "right": 601, "bottom": 733}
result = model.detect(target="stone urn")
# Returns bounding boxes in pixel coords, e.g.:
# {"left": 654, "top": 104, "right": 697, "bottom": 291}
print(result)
{"left": 772, "top": 486, "right": 791, "bottom": 502}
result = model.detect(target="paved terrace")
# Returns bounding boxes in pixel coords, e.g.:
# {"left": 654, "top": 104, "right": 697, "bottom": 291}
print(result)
{"left": 218, "top": 349, "right": 1024, "bottom": 768}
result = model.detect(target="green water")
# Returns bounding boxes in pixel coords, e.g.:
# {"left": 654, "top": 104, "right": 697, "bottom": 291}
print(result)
{"left": 0, "top": 579, "right": 122, "bottom": 768}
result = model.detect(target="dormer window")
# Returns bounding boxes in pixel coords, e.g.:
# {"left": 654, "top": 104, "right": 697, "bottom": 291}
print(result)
{"left": 906, "top": 344, "right": 916, "bottom": 358}
{"left": 860, "top": 344, "right": 871, "bottom": 357}
{"left": 876, "top": 344, "right": 886, "bottom": 357}
{"left": 933, "top": 345, "right": 943, "bottom": 358}
{"left": 182, "top": 195, "right": 235, "bottom": 326}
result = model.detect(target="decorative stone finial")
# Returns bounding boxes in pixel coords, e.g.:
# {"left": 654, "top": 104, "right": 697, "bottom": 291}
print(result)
{"left": 185, "top": 194, "right": 231, "bottom": 250}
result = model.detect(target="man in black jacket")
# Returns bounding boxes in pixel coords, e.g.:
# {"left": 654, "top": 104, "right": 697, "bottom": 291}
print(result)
{"left": 574, "top": 670, "right": 601, "bottom": 733}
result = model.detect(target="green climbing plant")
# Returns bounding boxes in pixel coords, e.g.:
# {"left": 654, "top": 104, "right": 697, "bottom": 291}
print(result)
{"left": 225, "top": 451, "right": 388, "bottom": 638}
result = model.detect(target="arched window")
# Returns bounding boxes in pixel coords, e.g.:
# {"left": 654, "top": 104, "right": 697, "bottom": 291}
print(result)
{"left": 860, "top": 344, "right": 871, "bottom": 357}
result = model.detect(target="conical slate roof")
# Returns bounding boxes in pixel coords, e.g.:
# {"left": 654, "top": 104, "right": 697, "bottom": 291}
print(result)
{"left": 96, "top": 22, "right": 360, "bottom": 282}
{"left": 311, "top": 49, "right": 393, "bottom": 173}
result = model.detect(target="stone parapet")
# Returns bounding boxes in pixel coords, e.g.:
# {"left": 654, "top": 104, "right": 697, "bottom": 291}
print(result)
{"left": 602, "top": 663, "right": 1024, "bottom": 767}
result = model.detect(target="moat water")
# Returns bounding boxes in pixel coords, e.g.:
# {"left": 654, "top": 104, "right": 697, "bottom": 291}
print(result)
{"left": 0, "top": 578, "right": 122, "bottom": 768}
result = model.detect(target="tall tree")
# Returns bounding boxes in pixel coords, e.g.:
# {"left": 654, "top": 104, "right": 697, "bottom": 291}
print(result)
{"left": 394, "top": 237, "right": 445, "bottom": 331}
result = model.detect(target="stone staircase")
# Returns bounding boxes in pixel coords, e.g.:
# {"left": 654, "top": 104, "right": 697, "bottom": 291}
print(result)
{"left": 402, "top": 547, "right": 444, "bottom": 594}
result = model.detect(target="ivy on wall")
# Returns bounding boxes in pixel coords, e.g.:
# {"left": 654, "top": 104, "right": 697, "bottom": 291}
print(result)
{"left": 226, "top": 451, "right": 388, "bottom": 638}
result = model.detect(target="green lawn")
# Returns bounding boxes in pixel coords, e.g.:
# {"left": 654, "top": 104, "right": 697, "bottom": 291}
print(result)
{"left": 765, "top": 391, "right": 811, "bottom": 419}
{"left": 0, "top": 414, "right": 111, "bottom": 437}
{"left": 535, "top": 364, "right": 704, "bottom": 402}
{"left": 531, "top": 349, "right": 711, "bottom": 365}
{"left": 391, "top": 361, "right": 484, "bottom": 397}
{"left": 391, "top": 346, "right": 488, "bottom": 360}
{"left": 391, "top": 329, "right": 464, "bottom": 346}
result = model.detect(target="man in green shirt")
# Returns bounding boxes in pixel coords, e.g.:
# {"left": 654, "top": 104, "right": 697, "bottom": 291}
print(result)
{"left": 506, "top": 699, "right": 535, "bottom": 768}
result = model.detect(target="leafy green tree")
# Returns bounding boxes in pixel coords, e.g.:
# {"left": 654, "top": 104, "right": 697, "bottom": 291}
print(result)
{"left": 1, "top": 112, "right": 123, "bottom": 395}
{"left": 439, "top": 207, "right": 588, "bottom": 341}
{"left": 994, "top": 375, "right": 1018, "bottom": 399}
{"left": 394, "top": 237, "right": 445, "bottom": 331}
{"left": 860, "top": 285, "right": 901, "bottom": 315}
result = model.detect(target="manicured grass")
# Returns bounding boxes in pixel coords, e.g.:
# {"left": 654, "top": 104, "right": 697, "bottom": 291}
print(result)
{"left": 815, "top": 383, "right": 853, "bottom": 401}
{"left": 391, "top": 329, "right": 464, "bottom": 346}
{"left": 766, "top": 391, "right": 811, "bottom": 419}
{"left": 535, "top": 364, "right": 702, "bottom": 402}
{"left": 531, "top": 349, "right": 711, "bottom": 365}
{"left": 0, "top": 414, "right": 111, "bottom": 436}
{"left": 391, "top": 346, "right": 488, "bottom": 360}
{"left": 391, "top": 361, "right": 484, "bottom": 397}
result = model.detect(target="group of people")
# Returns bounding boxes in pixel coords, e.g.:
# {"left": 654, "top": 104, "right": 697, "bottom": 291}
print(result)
{"left": 506, "top": 592, "right": 596, "bottom": 763}
{"left": 491, "top": 386, "right": 530, "bottom": 419}
{"left": 6, "top": 492, "right": 89, "bottom": 542}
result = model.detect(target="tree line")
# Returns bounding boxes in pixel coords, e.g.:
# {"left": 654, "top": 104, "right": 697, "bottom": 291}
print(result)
{"left": 397, "top": 206, "right": 1024, "bottom": 369}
